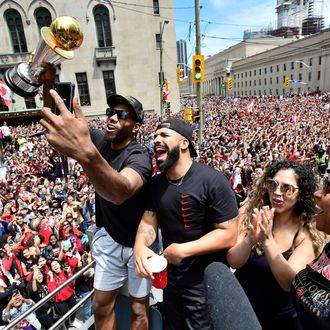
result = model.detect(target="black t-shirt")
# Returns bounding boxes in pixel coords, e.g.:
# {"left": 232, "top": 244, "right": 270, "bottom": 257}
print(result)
{"left": 90, "top": 129, "right": 152, "bottom": 247}
{"left": 291, "top": 242, "right": 330, "bottom": 330}
{"left": 146, "top": 161, "right": 238, "bottom": 279}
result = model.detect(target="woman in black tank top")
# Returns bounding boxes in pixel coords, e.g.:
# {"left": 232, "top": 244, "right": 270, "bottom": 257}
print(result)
{"left": 227, "top": 160, "right": 325, "bottom": 330}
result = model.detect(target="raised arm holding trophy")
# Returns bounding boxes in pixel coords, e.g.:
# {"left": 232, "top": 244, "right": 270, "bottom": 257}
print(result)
{"left": 4, "top": 16, "right": 83, "bottom": 98}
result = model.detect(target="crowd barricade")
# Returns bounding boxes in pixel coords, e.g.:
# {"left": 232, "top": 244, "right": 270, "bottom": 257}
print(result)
{"left": 3, "top": 260, "right": 95, "bottom": 330}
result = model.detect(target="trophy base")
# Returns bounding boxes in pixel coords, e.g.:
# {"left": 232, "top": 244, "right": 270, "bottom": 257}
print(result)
{"left": 4, "top": 63, "right": 41, "bottom": 98}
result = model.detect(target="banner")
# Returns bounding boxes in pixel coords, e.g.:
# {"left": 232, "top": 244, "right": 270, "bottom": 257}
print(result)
{"left": 0, "top": 80, "right": 11, "bottom": 107}
{"left": 244, "top": 99, "right": 255, "bottom": 115}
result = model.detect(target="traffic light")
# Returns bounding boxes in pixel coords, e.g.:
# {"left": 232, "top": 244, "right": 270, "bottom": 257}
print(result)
{"left": 165, "top": 79, "right": 169, "bottom": 91}
{"left": 192, "top": 55, "right": 204, "bottom": 83}
{"left": 192, "top": 108, "right": 200, "bottom": 123}
{"left": 284, "top": 76, "right": 290, "bottom": 87}
{"left": 184, "top": 108, "right": 192, "bottom": 122}
{"left": 227, "top": 77, "right": 233, "bottom": 91}
{"left": 176, "top": 66, "right": 183, "bottom": 84}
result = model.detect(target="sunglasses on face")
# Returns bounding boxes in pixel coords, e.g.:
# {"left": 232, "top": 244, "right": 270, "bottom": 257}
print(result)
{"left": 265, "top": 179, "right": 299, "bottom": 197}
{"left": 106, "top": 108, "right": 130, "bottom": 120}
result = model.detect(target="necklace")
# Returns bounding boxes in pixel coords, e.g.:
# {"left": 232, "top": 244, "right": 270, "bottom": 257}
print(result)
{"left": 166, "top": 174, "right": 185, "bottom": 186}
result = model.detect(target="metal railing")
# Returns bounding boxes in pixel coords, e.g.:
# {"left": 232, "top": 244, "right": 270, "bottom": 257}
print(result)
{"left": 3, "top": 260, "right": 96, "bottom": 330}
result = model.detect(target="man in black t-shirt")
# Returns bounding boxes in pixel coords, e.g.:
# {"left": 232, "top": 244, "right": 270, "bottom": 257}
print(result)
{"left": 40, "top": 91, "right": 152, "bottom": 329}
{"left": 134, "top": 119, "right": 238, "bottom": 329}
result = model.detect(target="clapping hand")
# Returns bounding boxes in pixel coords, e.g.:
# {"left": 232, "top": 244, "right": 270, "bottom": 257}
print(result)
{"left": 257, "top": 206, "right": 275, "bottom": 243}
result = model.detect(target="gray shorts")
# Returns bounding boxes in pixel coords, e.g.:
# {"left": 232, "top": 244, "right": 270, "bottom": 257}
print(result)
{"left": 91, "top": 227, "right": 151, "bottom": 298}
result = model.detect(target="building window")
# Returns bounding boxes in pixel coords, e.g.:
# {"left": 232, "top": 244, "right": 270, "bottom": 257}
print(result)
{"left": 5, "top": 9, "right": 27, "bottom": 53}
{"left": 291, "top": 62, "right": 294, "bottom": 70}
{"left": 75, "top": 72, "right": 91, "bottom": 106}
{"left": 24, "top": 97, "right": 36, "bottom": 109}
{"left": 254, "top": 80, "right": 256, "bottom": 86}
{"left": 35, "top": 7, "right": 52, "bottom": 29}
{"left": 103, "top": 70, "right": 116, "bottom": 99}
{"left": 245, "top": 81, "right": 247, "bottom": 87}
{"left": 309, "top": 57, "right": 312, "bottom": 66}
{"left": 258, "top": 79, "right": 261, "bottom": 86}
{"left": 249, "top": 71, "right": 252, "bottom": 77}
{"left": 237, "top": 82, "right": 240, "bottom": 87}
{"left": 270, "top": 66, "right": 273, "bottom": 73}
{"left": 245, "top": 72, "right": 247, "bottom": 77}
{"left": 234, "top": 74, "right": 236, "bottom": 79}
{"left": 156, "top": 33, "right": 161, "bottom": 48}
{"left": 258, "top": 69, "right": 261, "bottom": 75}
{"left": 276, "top": 65, "right": 279, "bottom": 72}
{"left": 94, "top": 5, "right": 112, "bottom": 47}
{"left": 276, "top": 89, "right": 279, "bottom": 95}
{"left": 308, "top": 71, "right": 312, "bottom": 82}
{"left": 234, "top": 82, "right": 236, "bottom": 88}
{"left": 153, "top": 1, "right": 160, "bottom": 15}
{"left": 290, "top": 74, "right": 294, "bottom": 80}
{"left": 298, "top": 73, "right": 302, "bottom": 80}
{"left": 276, "top": 77, "right": 279, "bottom": 84}
{"left": 264, "top": 68, "right": 267, "bottom": 74}
{"left": 299, "top": 60, "right": 303, "bottom": 68}
{"left": 249, "top": 81, "right": 251, "bottom": 86}
{"left": 270, "top": 77, "right": 272, "bottom": 85}
{"left": 319, "top": 56, "right": 322, "bottom": 65}
{"left": 264, "top": 78, "right": 266, "bottom": 85}
{"left": 283, "top": 63, "right": 286, "bottom": 71}
{"left": 269, "top": 89, "right": 272, "bottom": 95}
{"left": 254, "top": 70, "right": 256, "bottom": 76}
{"left": 317, "top": 71, "right": 320, "bottom": 80}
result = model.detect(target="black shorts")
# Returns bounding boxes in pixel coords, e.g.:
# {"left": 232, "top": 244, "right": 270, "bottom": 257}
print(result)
{"left": 163, "top": 278, "right": 212, "bottom": 330}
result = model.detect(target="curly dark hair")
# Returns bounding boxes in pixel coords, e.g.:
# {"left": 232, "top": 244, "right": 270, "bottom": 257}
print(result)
{"left": 243, "top": 160, "right": 324, "bottom": 254}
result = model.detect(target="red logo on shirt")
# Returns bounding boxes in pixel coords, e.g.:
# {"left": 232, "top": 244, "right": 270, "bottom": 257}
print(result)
{"left": 180, "top": 194, "right": 193, "bottom": 230}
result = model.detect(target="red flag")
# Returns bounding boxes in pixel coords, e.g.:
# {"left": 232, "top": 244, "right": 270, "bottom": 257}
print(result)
{"left": 244, "top": 99, "right": 255, "bottom": 115}
{"left": 0, "top": 80, "right": 11, "bottom": 107}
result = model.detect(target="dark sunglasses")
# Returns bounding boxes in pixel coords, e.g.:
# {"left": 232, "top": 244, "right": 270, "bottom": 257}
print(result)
{"left": 106, "top": 108, "right": 130, "bottom": 120}
{"left": 265, "top": 179, "right": 299, "bottom": 197}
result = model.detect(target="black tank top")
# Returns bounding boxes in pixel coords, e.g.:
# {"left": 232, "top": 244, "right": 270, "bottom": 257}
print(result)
{"left": 235, "top": 230, "right": 302, "bottom": 330}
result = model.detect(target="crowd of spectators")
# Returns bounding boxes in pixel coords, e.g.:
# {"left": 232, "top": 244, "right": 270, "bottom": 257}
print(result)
{"left": 0, "top": 92, "right": 329, "bottom": 329}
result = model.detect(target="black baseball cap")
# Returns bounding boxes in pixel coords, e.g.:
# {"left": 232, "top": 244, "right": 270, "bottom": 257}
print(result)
{"left": 107, "top": 94, "right": 144, "bottom": 124}
{"left": 157, "top": 118, "right": 197, "bottom": 157}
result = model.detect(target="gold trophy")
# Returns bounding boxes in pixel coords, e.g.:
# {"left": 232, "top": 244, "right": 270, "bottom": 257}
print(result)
{"left": 4, "top": 16, "right": 83, "bottom": 98}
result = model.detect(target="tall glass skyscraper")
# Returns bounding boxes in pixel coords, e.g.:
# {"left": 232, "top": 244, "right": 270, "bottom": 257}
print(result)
{"left": 176, "top": 39, "right": 188, "bottom": 77}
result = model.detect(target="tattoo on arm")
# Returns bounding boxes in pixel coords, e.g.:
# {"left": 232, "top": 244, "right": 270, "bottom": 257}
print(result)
{"left": 137, "top": 224, "right": 156, "bottom": 245}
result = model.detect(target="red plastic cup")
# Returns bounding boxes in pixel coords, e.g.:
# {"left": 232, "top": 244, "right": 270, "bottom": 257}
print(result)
{"left": 148, "top": 255, "right": 168, "bottom": 289}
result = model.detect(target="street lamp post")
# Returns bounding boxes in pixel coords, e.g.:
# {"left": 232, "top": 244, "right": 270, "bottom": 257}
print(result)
{"left": 159, "top": 20, "right": 169, "bottom": 118}
{"left": 295, "top": 60, "right": 310, "bottom": 69}
{"left": 295, "top": 60, "right": 310, "bottom": 91}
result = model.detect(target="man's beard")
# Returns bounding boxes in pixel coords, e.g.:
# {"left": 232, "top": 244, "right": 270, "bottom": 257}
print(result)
{"left": 105, "top": 130, "right": 132, "bottom": 144}
{"left": 157, "top": 145, "right": 180, "bottom": 171}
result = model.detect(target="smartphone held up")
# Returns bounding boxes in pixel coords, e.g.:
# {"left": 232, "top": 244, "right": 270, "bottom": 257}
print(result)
{"left": 51, "top": 82, "right": 75, "bottom": 115}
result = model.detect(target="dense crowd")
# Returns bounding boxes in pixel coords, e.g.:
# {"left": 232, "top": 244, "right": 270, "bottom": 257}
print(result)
{"left": 0, "top": 92, "right": 329, "bottom": 329}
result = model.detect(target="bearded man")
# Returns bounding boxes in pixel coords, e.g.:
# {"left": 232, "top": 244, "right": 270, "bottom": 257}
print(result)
{"left": 40, "top": 91, "right": 152, "bottom": 330}
{"left": 134, "top": 118, "right": 238, "bottom": 330}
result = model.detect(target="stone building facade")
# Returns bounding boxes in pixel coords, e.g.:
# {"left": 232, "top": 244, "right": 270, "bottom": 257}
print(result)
{"left": 0, "top": 0, "right": 179, "bottom": 116}
{"left": 180, "top": 29, "right": 330, "bottom": 97}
